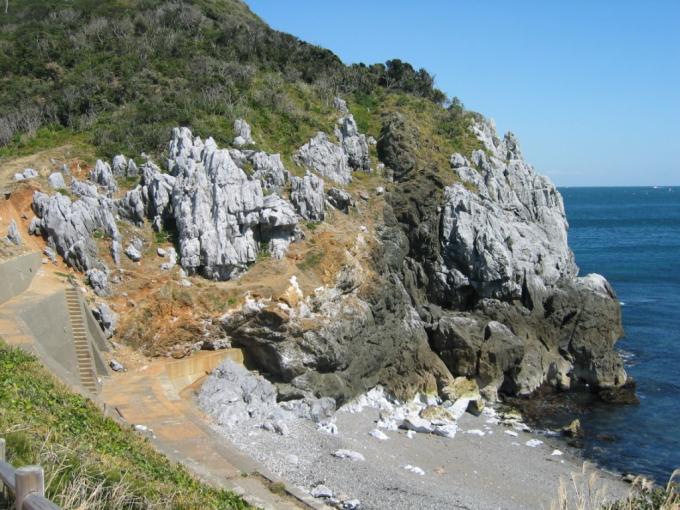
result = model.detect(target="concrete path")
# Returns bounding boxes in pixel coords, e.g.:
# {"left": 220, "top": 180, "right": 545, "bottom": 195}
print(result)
{"left": 100, "top": 352, "right": 328, "bottom": 510}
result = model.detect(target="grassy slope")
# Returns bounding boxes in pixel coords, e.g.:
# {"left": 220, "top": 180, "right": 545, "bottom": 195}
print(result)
{"left": 0, "top": 340, "right": 249, "bottom": 510}
{"left": 0, "top": 0, "right": 480, "bottom": 171}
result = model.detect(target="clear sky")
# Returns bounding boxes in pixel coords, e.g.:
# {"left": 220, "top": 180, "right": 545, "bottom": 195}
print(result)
{"left": 247, "top": 1, "right": 679, "bottom": 187}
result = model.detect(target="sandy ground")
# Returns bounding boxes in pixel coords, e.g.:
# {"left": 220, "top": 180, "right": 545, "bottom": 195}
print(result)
{"left": 209, "top": 404, "right": 630, "bottom": 510}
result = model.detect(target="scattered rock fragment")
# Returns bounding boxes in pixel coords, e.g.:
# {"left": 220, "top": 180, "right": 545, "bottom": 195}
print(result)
{"left": 125, "top": 244, "right": 142, "bottom": 262}
{"left": 109, "top": 359, "right": 125, "bottom": 372}
{"left": 6, "top": 220, "right": 22, "bottom": 245}
{"left": 48, "top": 172, "right": 66, "bottom": 189}
{"left": 403, "top": 465, "right": 425, "bottom": 476}
{"left": 369, "top": 429, "right": 389, "bottom": 441}
{"left": 332, "top": 450, "right": 365, "bottom": 462}
{"left": 310, "top": 484, "right": 333, "bottom": 499}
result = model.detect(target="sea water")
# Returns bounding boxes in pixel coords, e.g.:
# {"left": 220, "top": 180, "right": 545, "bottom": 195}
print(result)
{"left": 561, "top": 186, "right": 680, "bottom": 482}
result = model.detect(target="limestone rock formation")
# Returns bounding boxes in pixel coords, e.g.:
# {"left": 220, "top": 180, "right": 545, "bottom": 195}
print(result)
{"left": 229, "top": 149, "right": 288, "bottom": 191}
{"left": 14, "top": 168, "right": 38, "bottom": 181}
{"left": 167, "top": 127, "right": 299, "bottom": 279}
{"left": 86, "top": 268, "right": 109, "bottom": 296}
{"left": 333, "top": 96, "right": 349, "bottom": 114}
{"left": 233, "top": 118, "right": 254, "bottom": 147}
{"left": 92, "top": 302, "right": 118, "bottom": 338}
{"left": 389, "top": 117, "right": 627, "bottom": 399}
{"left": 327, "top": 188, "right": 353, "bottom": 213}
{"left": 89, "top": 160, "right": 117, "bottom": 193}
{"left": 335, "top": 115, "right": 370, "bottom": 172}
{"left": 31, "top": 187, "right": 120, "bottom": 273}
{"left": 47, "top": 172, "right": 66, "bottom": 189}
{"left": 6, "top": 220, "right": 22, "bottom": 245}
{"left": 295, "top": 132, "right": 351, "bottom": 185}
{"left": 290, "top": 172, "right": 325, "bottom": 221}
{"left": 112, "top": 154, "right": 138, "bottom": 177}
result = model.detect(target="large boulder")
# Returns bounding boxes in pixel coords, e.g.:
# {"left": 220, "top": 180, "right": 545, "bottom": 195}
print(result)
{"left": 290, "top": 172, "right": 325, "bottom": 221}
{"left": 6, "top": 220, "right": 22, "bottom": 245}
{"left": 295, "top": 132, "right": 351, "bottom": 185}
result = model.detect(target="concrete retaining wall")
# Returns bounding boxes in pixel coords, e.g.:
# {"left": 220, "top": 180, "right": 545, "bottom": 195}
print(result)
{"left": 0, "top": 252, "right": 41, "bottom": 305}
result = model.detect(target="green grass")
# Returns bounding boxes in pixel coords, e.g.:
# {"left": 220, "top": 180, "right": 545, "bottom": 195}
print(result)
{"left": 0, "top": 125, "right": 96, "bottom": 161}
{"left": 297, "top": 250, "right": 323, "bottom": 271}
{"left": 0, "top": 340, "right": 250, "bottom": 510}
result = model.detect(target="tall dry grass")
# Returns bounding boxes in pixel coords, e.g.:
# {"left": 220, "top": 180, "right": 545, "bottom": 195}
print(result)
{"left": 551, "top": 462, "right": 679, "bottom": 510}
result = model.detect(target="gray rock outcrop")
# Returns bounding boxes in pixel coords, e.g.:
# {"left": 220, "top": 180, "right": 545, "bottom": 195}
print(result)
{"left": 89, "top": 160, "right": 117, "bottom": 193}
{"left": 31, "top": 187, "right": 120, "bottom": 273}
{"left": 335, "top": 115, "right": 370, "bottom": 172}
{"left": 296, "top": 132, "right": 351, "bottom": 185}
{"left": 112, "top": 155, "right": 139, "bottom": 178}
{"left": 14, "top": 168, "right": 38, "bottom": 181}
{"left": 124, "top": 244, "right": 142, "bottom": 262}
{"left": 6, "top": 220, "right": 22, "bottom": 245}
{"left": 233, "top": 118, "right": 254, "bottom": 147}
{"left": 333, "top": 96, "right": 349, "bottom": 114}
{"left": 387, "top": 116, "right": 627, "bottom": 399}
{"left": 291, "top": 172, "right": 325, "bottom": 221}
{"left": 327, "top": 188, "right": 353, "bottom": 213}
{"left": 92, "top": 302, "right": 118, "bottom": 338}
{"left": 86, "top": 268, "right": 109, "bottom": 296}
{"left": 229, "top": 149, "right": 288, "bottom": 191}
{"left": 167, "top": 127, "right": 299, "bottom": 279}
{"left": 47, "top": 172, "right": 66, "bottom": 189}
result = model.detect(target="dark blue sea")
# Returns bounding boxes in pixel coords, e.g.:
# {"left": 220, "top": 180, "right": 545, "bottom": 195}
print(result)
{"left": 560, "top": 186, "right": 680, "bottom": 482}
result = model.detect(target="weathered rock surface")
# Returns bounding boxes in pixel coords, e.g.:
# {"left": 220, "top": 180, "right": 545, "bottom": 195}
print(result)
{"left": 290, "top": 172, "right": 325, "bottom": 221}
{"left": 220, "top": 228, "right": 454, "bottom": 403}
{"left": 167, "top": 127, "right": 299, "bottom": 279}
{"left": 382, "top": 115, "right": 627, "bottom": 399}
{"left": 86, "top": 268, "right": 109, "bottom": 296}
{"left": 327, "top": 188, "right": 353, "bottom": 213}
{"left": 92, "top": 302, "right": 118, "bottom": 338}
{"left": 333, "top": 96, "right": 349, "bottom": 114}
{"left": 14, "top": 168, "right": 38, "bottom": 181}
{"left": 112, "top": 154, "right": 138, "bottom": 177}
{"left": 229, "top": 149, "right": 288, "bottom": 191}
{"left": 6, "top": 220, "right": 22, "bottom": 245}
{"left": 296, "top": 132, "right": 351, "bottom": 185}
{"left": 31, "top": 187, "right": 120, "bottom": 272}
{"left": 47, "top": 172, "right": 66, "bottom": 189}
{"left": 89, "top": 160, "right": 118, "bottom": 193}
{"left": 335, "top": 115, "right": 370, "bottom": 172}
{"left": 233, "top": 118, "right": 254, "bottom": 147}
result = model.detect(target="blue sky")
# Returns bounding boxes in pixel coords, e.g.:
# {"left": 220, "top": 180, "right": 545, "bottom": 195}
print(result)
{"left": 247, "top": 1, "right": 679, "bottom": 186}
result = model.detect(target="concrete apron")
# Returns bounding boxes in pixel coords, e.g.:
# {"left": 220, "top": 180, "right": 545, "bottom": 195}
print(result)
{"left": 101, "top": 350, "right": 330, "bottom": 510}
{"left": 0, "top": 253, "right": 108, "bottom": 396}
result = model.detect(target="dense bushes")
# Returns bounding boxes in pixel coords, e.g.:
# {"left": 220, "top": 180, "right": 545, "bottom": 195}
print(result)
{"left": 0, "top": 0, "right": 450, "bottom": 158}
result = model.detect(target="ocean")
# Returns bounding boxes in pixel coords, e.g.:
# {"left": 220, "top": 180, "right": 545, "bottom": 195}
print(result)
{"left": 560, "top": 186, "right": 680, "bottom": 482}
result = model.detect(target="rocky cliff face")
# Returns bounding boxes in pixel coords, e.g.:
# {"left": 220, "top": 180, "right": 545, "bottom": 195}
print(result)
{"left": 224, "top": 114, "right": 627, "bottom": 404}
{"left": 385, "top": 117, "right": 627, "bottom": 400}
{"left": 21, "top": 98, "right": 627, "bottom": 407}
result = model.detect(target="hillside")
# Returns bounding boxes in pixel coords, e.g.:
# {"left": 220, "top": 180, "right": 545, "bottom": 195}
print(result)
{"left": 0, "top": 0, "right": 475, "bottom": 163}
{"left": 0, "top": 1, "right": 641, "bottom": 508}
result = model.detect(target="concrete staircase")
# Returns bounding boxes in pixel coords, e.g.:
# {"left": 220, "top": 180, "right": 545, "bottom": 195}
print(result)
{"left": 65, "top": 287, "right": 98, "bottom": 394}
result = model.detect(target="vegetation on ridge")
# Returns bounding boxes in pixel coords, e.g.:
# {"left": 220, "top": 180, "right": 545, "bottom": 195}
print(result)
{"left": 0, "top": 0, "right": 479, "bottom": 169}
{"left": 0, "top": 340, "right": 249, "bottom": 509}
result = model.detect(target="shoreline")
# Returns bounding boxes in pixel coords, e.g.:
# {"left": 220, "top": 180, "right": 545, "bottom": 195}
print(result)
{"left": 201, "top": 388, "right": 632, "bottom": 510}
